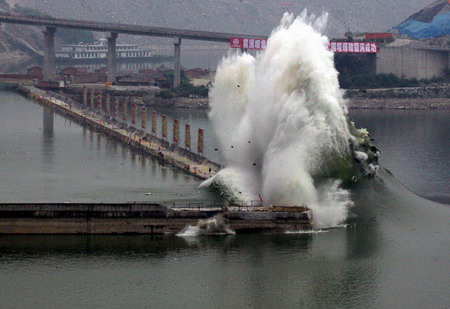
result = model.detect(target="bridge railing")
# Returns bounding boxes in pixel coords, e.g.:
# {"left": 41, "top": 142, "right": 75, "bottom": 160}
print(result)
{"left": 168, "top": 200, "right": 265, "bottom": 212}
{"left": 0, "top": 12, "right": 267, "bottom": 41}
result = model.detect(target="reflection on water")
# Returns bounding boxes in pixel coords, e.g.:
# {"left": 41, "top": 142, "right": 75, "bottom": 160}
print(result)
{"left": 0, "top": 229, "right": 379, "bottom": 308}
{"left": 349, "top": 109, "right": 450, "bottom": 204}
{"left": 42, "top": 106, "right": 54, "bottom": 167}
{"left": 0, "top": 92, "right": 449, "bottom": 308}
{"left": 0, "top": 92, "right": 215, "bottom": 204}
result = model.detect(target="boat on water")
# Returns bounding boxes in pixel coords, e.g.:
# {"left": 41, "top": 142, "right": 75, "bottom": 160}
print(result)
{"left": 56, "top": 38, "right": 153, "bottom": 61}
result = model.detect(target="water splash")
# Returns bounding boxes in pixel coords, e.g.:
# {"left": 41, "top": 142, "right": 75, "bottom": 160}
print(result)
{"left": 177, "top": 215, "right": 235, "bottom": 237}
{"left": 202, "top": 11, "right": 364, "bottom": 229}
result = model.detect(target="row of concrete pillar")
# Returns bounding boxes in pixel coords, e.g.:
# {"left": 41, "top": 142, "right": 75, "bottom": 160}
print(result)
{"left": 42, "top": 27, "right": 182, "bottom": 87}
{"left": 82, "top": 87, "right": 203, "bottom": 152}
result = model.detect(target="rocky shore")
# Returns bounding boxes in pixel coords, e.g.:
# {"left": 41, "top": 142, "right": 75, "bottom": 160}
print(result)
{"left": 347, "top": 98, "right": 450, "bottom": 109}
{"left": 163, "top": 96, "right": 450, "bottom": 110}
{"left": 344, "top": 85, "right": 450, "bottom": 109}
{"left": 51, "top": 85, "right": 450, "bottom": 110}
{"left": 157, "top": 86, "right": 450, "bottom": 110}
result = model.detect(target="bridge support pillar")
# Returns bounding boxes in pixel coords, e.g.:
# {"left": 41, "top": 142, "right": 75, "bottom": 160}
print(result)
{"left": 43, "top": 27, "right": 57, "bottom": 81}
{"left": 173, "top": 37, "right": 182, "bottom": 88}
{"left": 107, "top": 32, "right": 118, "bottom": 83}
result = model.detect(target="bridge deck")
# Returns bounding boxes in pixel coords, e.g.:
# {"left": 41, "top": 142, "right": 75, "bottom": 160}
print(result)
{"left": 0, "top": 13, "right": 267, "bottom": 42}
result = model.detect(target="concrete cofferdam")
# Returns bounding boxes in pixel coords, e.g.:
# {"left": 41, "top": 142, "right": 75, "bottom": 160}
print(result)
{"left": 0, "top": 203, "right": 312, "bottom": 234}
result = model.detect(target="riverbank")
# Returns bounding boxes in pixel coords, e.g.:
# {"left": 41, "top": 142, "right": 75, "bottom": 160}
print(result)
{"left": 347, "top": 97, "right": 450, "bottom": 109}
{"left": 4, "top": 81, "right": 449, "bottom": 110}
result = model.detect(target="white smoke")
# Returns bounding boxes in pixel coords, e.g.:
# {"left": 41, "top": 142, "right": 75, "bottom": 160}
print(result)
{"left": 203, "top": 11, "right": 354, "bottom": 228}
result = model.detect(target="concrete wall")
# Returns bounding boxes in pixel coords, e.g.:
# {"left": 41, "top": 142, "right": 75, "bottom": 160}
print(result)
{"left": 376, "top": 46, "right": 449, "bottom": 79}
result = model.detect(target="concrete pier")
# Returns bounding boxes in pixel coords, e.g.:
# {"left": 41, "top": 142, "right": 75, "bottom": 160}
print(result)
{"left": 121, "top": 99, "right": 127, "bottom": 121}
{"left": 105, "top": 94, "right": 111, "bottom": 114}
{"left": 82, "top": 86, "right": 87, "bottom": 105}
{"left": 107, "top": 32, "right": 118, "bottom": 83}
{"left": 43, "top": 27, "right": 56, "bottom": 81}
{"left": 89, "top": 88, "right": 95, "bottom": 107}
{"left": 18, "top": 85, "right": 220, "bottom": 180}
{"left": 173, "top": 37, "right": 182, "bottom": 88}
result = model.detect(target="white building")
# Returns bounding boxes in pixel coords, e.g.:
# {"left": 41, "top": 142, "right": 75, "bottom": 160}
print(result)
{"left": 56, "top": 38, "right": 152, "bottom": 60}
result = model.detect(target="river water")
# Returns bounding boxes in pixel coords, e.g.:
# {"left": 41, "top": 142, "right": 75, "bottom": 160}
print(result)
{"left": 0, "top": 91, "right": 449, "bottom": 308}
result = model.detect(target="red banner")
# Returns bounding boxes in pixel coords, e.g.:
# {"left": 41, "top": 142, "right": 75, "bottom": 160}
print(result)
{"left": 329, "top": 42, "right": 378, "bottom": 53}
{"left": 230, "top": 37, "right": 267, "bottom": 50}
{"left": 364, "top": 33, "right": 392, "bottom": 40}
{"left": 230, "top": 37, "right": 378, "bottom": 53}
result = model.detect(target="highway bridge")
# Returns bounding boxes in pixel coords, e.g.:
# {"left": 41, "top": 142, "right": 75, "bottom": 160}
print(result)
{"left": 0, "top": 13, "right": 268, "bottom": 85}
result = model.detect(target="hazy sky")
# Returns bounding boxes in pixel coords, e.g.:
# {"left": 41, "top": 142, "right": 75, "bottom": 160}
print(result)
{"left": 14, "top": 0, "right": 434, "bottom": 38}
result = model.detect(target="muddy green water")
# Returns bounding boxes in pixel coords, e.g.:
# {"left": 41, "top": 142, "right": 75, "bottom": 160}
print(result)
{"left": 0, "top": 92, "right": 449, "bottom": 308}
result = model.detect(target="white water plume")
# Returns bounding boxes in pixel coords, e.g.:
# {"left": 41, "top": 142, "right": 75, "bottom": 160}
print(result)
{"left": 203, "top": 11, "right": 355, "bottom": 228}
{"left": 177, "top": 215, "right": 235, "bottom": 237}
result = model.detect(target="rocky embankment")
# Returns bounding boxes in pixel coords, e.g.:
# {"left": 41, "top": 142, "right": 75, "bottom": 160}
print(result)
{"left": 153, "top": 86, "right": 450, "bottom": 110}
{"left": 345, "top": 86, "right": 450, "bottom": 109}
{"left": 60, "top": 85, "right": 449, "bottom": 110}
{"left": 347, "top": 98, "right": 450, "bottom": 109}
{"left": 151, "top": 97, "right": 209, "bottom": 109}
{"left": 345, "top": 85, "right": 450, "bottom": 99}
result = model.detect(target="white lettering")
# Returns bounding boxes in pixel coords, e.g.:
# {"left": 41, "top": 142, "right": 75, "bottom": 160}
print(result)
{"left": 248, "top": 39, "right": 255, "bottom": 49}
{"left": 359, "top": 43, "right": 365, "bottom": 53}
{"left": 343, "top": 42, "right": 348, "bottom": 52}
{"left": 371, "top": 43, "right": 377, "bottom": 52}
{"left": 331, "top": 42, "right": 337, "bottom": 52}
{"left": 348, "top": 42, "right": 354, "bottom": 52}
{"left": 261, "top": 40, "right": 267, "bottom": 49}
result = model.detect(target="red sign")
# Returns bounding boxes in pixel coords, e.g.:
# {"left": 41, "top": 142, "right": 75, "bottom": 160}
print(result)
{"left": 364, "top": 33, "right": 392, "bottom": 39}
{"left": 328, "top": 42, "right": 378, "bottom": 53}
{"left": 230, "top": 37, "right": 267, "bottom": 50}
{"left": 230, "top": 37, "right": 378, "bottom": 53}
